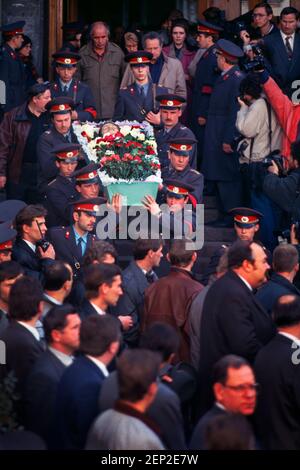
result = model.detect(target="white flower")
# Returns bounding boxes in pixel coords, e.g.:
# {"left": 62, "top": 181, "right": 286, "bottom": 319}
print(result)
{"left": 120, "top": 125, "right": 132, "bottom": 136}
{"left": 80, "top": 123, "right": 96, "bottom": 140}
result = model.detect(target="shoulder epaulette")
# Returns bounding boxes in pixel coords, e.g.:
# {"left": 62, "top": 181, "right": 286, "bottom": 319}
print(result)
{"left": 47, "top": 178, "right": 57, "bottom": 186}
{"left": 190, "top": 169, "right": 200, "bottom": 175}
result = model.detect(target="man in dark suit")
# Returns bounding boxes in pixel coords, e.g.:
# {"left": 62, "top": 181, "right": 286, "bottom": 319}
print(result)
{"left": 37, "top": 97, "right": 88, "bottom": 194}
{"left": 51, "top": 314, "right": 121, "bottom": 449}
{"left": 12, "top": 204, "right": 55, "bottom": 281}
{"left": 25, "top": 304, "right": 81, "bottom": 442}
{"left": 0, "top": 261, "right": 23, "bottom": 335}
{"left": 112, "top": 238, "right": 163, "bottom": 346}
{"left": 190, "top": 355, "right": 257, "bottom": 450}
{"left": 50, "top": 51, "right": 97, "bottom": 121}
{"left": 0, "top": 276, "right": 44, "bottom": 422}
{"left": 198, "top": 240, "right": 275, "bottom": 414}
{"left": 114, "top": 50, "right": 167, "bottom": 122}
{"left": 254, "top": 295, "right": 300, "bottom": 449}
{"left": 256, "top": 244, "right": 300, "bottom": 315}
{"left": 262, "top": 6, "right": 300, "bottom": 97}
{"left": 81, "top": 263, "right": 133, "bottom": 333}
{"left": 98, "top": 344, "right": 187, "bottom": 450}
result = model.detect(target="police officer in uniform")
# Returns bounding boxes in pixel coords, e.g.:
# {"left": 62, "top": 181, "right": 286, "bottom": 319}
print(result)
{"left": 155, "top": 94, "right": 198, "bottom": 171}
{"left": 50, "top": 51, "right": 97, "bottom": 121}
{"left": 202, "top": 207, "right": 264, "bottom": 285}
{"left": 60, "top": 22, "right": 83, "bottom": 53}
{"left": 0, "top": 221, "right": 17, "bottom": 263}
{"left": 113, "top": 50, "right": 168, "bottom": 122}
{"left": 48, "top": 197, "right": 104, "bottom": 276}
{"left": 37, "top": 97, "right": 88, "bottom": 194}
{"left": 44, "top": 144, "right": 80, "bottom": 227}
{"left": 161, "top": 137, "right": 203, "bottom": 204}
{"left": 0, "top": 21, "right": 26, "bottom": 114}
{"left": 201, "top": 39, "right": 244, "bottom": 227}
{"left": 143, "top": 179, "right": 197, "bottom": 239}
{"left": 191, "top": 21, "right": 222, "bottom": 166}
{"left": 73, "top": 163, "right": 102, "bottom": 199}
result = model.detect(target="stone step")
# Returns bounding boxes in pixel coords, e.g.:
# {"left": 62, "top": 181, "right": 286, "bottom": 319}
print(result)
{"left": 204, "top": 226, "right": 235, "bottom": 242}
{"left": 203, "top": 196, "right": 217, "bottom": 209}
{"left": 204, "top": 208, "right": 219, "bottom": 223}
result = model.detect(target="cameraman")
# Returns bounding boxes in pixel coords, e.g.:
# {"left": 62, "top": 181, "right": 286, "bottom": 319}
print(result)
{"left": 263, "top": 140, "right": 300, "bottom": 227}
{"left": 236, "top": 74, "right": 282, "bottom": 250}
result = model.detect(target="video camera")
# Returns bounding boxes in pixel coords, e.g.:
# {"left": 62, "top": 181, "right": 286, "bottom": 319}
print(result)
{"left": 274, "top": 220, "right": 300, "bottom": 244}
{"left": 262, "top": 150, "right": 286, "bottom": 177}
{"left": 35, "top": 221, "right": 50, "bottom": 253}
{"left": 243, "top": 45, "right": 265, "bottom": 72}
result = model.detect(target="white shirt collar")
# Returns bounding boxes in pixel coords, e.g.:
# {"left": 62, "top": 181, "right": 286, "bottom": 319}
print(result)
{"left": 18, "top": 321, "right": 40, "bottom": 341}
{"left": 23, "top": 239, "right": 36, "bottom": 252}
{"left": 215, "top": 402, "right": 226, "bottom": 411}
{"left": 236, "top": 273, "right": 253, "bottom": 291}
{"left": 86, "top": 355, "right": 109, "bottom": 377}
{"left": 90, "top": 302, "right": 106, "bottom": 316}
{"left": 43, "top": 293, "right": 62, "bottom": 306}
{"left": 279, "top": 331, "right": 300, "bottom": 347}
{"left": 281, "top": 30, "right": 295, "bottom": 44}
{"left": 49, "top": 346, "right": 73, "bottom": 367}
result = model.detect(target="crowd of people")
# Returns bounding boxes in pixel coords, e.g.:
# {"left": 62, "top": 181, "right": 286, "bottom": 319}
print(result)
{"left": 1, "top": 2, "right": 300, "bottom": 451}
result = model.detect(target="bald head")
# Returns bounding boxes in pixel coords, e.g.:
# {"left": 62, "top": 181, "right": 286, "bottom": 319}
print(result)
{"left": 90, "top": 22, "right": 109, "bottom": 52}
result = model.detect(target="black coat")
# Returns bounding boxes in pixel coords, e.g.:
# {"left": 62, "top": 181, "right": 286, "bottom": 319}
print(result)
{"left": 254, "top": 333, "right": 300, "bottom": 449}
{"left": 263, "top": 168, "right": 300, "bottom": 223}
{"left": 99, "top": 370, "right": 186, "bottom": 450}
{"left": 199, "top": 270, "right": 275, "bottom": 412}
{"left": 255, "top": 272, "right": 300, "bottom": 315}
{"left": 189, "top": 404, "right": 226, "bottom": 450}
{"left": 24, "top": 349, "right": 67, "bottom": 440}
{"left": 0, "top": 321, "right": 44, "bottom": 397}
{"left": 51, "top": 355, "right": 106, "bottom": 449}
{"left": 12, "top": 238, "right": 54, "bottom": 282}
{"left": 111, "top": 260, "right": 156, "bottom": 346}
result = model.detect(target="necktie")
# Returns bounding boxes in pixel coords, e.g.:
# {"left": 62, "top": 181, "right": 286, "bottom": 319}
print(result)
{"left": 145, "top": 270, "right": 156, "bottom": 284}
{"left": 285, "top": 36, "right": 293, "bottom": 59}
{"left": 77, "top": 237, "right": 84, "bottom": 255}
{"left": 140, "top": 86, "right": 145, "bottom": 97}
{"left": 63, "top": 85, "right": 68, "bottom": 95}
